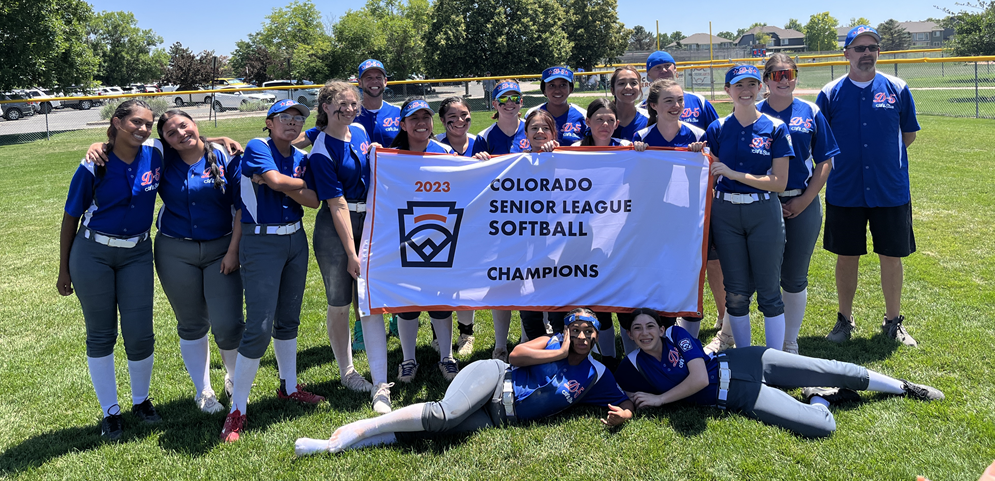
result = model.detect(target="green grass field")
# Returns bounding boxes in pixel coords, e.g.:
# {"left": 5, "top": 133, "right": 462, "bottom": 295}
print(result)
{"left": 0, "top": 105, "right": 993, "bottom": 480}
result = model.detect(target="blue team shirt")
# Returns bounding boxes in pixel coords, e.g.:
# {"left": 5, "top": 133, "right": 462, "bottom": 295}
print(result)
{"left": 306, "top": 125, "right": 371, "bottom": 201}
{"left": 435, "top": 132, "right": 488, "bottom": 157}
{"left": 156, "top": 145, "right": 240, "bottom": 240}
{"left": 64, "top": 139, "right": 163, "bottom": 237}
{"left": 570, "top": 138, "right": 631, "bottom": 147}
{"left": 512, "top": 334, "right": 628, "bottom": 422}
{"left": 816, "top": 73, "right": 920, "bottom": 208}
{"left": 633, "top": 121, "right": 705, "bottom": 147}
{"left": 757, "top": 98, "right": 841, "bottom": 191}
{"left": 642, "top": 93, "right": 719, "bottom": 130}
{"left": 614, "top": 326, "right": 720, "bottom": 406}
{"left": 356, "top": 101, "right": 402, "bottom": 147}
{"left": 613, "top": 107, "right": 649, "bottom": 142}
{"left": 421, "top": 138, "right": 454, "bottom": 154}
{"left": 239, "top": 137, "right": 308, "bottom": 224}
{"left": 527, "top": 103, "right": 588, "bottom": 145}
{"left": 477, "top": 120, "right": 530, "bottom": 155}
{"left": 705, "top": 114, "right": 794, "bottom": 194}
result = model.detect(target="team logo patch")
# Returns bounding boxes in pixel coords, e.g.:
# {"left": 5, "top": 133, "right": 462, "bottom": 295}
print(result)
{"left": 668, "top": 347, "right": 680, "bottom": 367}
{"left": 679, "top": 338, "right": 693, "bottom": 352}
{"left": 398, "top": 201, "right": 464, "bottom": 268}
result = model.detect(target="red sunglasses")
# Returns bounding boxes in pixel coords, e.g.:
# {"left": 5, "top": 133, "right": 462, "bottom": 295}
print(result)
{"left": 768, "top": 69, "right": 798, "bottom": 82}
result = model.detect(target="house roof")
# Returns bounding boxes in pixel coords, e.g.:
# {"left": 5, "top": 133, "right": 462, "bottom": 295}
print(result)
{"left": 899, "top": 21, "right": 942, "bottom": 33}
{"left": 735, "top": 25, "right": 805, "bottom": 43}
{"left": 670, "top": 32, "right": 734, "bottom": 46}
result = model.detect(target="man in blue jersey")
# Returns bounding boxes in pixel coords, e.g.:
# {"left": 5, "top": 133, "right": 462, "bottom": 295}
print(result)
{"left": 641, "top": 51, "right": 719, "bottom": 130}
{"left": 816, "top": 26, "right": 921, "bottom": 347}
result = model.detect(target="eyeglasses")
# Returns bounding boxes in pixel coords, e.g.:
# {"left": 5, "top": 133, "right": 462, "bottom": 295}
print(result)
{"left": 848, "top": 44, "right": 880, "bottom": 52}
{"left": 768, "top": 69, "right": 798, "bottom": 82}
{"left": 275, "top": 113, "right": 306, "bottom": 124}
{"left": 497, "top": 95, "right": 521, "bottom": 104}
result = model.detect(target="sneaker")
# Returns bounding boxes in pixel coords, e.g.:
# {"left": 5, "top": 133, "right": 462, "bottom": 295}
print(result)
{"left": 196, "top": 389, "right": 225, "bottom": 414}
{"left": 826, "top": 312, "right": 856, "bottom": 343}
{"left": 430, "top": 338, "right": 440, "bottom": 352}
{"left": 388, "top": 314, "right": 399, "bottom": 338}
{"left": 802, "top": 387, "right": 861, "bottom": 404}
{"left": 397, "top": 359, "right": 419, "bottom": 383}
{"left": 220, "top": 409, "right": 246, "bottom": 442}
{"left": 371, "top": 382, "right": 393, "bottom": 414}
{"left": 455, "top": 333, "right": 475, "bottom": 357}
{"left": 100, "top": 412, "right": 123, "bottom": 441}
{"left": 882, "top": 315, "right": 918, "bottom": 347}
{"left": 131, "top": 398, "right": 162, "bottom": 423}
{"left": 223, "top": 374, "right": 234, "bottom": 400}
{"left": 900, "top": 379, "right": 944, "bottom": 401}
{"left": 277, "top": 384, "right": 326, "bottom": 405}
{"left": 352, "top": 320, "right": 365, "bottom": 352}
{"left": 341, "top": 368, "right": 374, "bottom": 393}
{"left": 783, "top": 340, "right": 799, "bottom": 355}
{"left": 713, "top": 316, "right": 723, "bottom": 330}
{"left": 703, "top": 331, "right": 735, "bottom": 354}
{"left": 439, "top": 357, "right": 460, "bottom": 381}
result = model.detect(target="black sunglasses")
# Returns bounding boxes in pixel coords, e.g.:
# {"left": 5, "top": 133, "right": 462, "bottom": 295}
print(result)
{"left": 848, "top": 44, "right": 880, "bottom": 53}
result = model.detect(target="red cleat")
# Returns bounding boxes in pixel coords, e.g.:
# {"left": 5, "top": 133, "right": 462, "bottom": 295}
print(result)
{"left": 221, "top": 409, "right": 246, "bottom": 443}
{"left": 277, "top": 384, "right": 325, "bottom": 405}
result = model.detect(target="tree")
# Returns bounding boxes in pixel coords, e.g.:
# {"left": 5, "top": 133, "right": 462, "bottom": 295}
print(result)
{"left": 804, "top": 12, "right": 840, "bottom": 52}
{"left": 784, "top": 19, "right": 804, "bottom": 33}
{"left": 748, "top": 23, "right": 771, "bottom": 45}
{"left": 877, "top": 19, "right": 911, "bottom": 51}
{"left": 335, "top": 0, "right": 432, "bottom": 80}
{"left": 848, "top": 17, "right": 872, "bottom": 27}
{"left": 629, "top": 25, "right": 656, "bottom": 50}
{"left": 560, "top": 0, "right": 628, "bottom": 70}
{"left": 0, "top": 0, "right": 99, "bottom": 91}
{"left": 88, "top": 11, "right": 168, "bottom": 86}
{"left": 230, "top": 40, "right": 277, "bottom": 86}
{"left": 940, "top": 1, "right": 995, "bottom": 55}
{"left": 717, "top": 31, "right": 736, "bottom": 42}
{"left": 667, "top": 31, "right": 685, "bottom": 48}
{"left": 161, "top": 42, "right": 214, "bottom": 90}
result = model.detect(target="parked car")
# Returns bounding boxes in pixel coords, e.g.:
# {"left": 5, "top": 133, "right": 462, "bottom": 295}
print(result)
{"left": 96, "top": 86, "right": 124, "bottom": 97}
{"left": 59, "top": 87, "right": 98, "bottom": 110}
{"left": 1, "top": 93, "right": 37, "bottom": 120}
{"left": 261, "top": 80, "right": 318, "bottom": 107}
{"left": 20, "top": 88, "right": 61, "bottom": 114}
{"left": 162, "top": 85, "right": 210, "bottom": 106}
{"left": 214, "top": 78, "right": 250, "bottom": 87}
{"left": 208, "top": 87, "right": 276, "bottom": 112}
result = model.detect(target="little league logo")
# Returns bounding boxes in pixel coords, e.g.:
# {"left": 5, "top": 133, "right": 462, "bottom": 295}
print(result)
{"left": 398, "top": 201, "right": 464, "bottom": 268}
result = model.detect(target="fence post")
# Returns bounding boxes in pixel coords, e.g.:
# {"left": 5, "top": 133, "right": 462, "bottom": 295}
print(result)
{"left": 44, "top": 109, "right": 50, "bottom": 141}
{"left": 941, "top": 50, "right": 944, "bottom": 77}
{"left": 894, "top": 63, "right": 898, "bottom": 77}
{"left": 831, "top": 65, "right": 834, "bottom": 80}
{"left": 975, "top": 61, "right": 979, "bottom": 119}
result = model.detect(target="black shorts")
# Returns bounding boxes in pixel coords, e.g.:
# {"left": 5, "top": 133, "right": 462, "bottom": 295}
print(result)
{"left": 823, "top": 202, "right": 916, "bottom": 257}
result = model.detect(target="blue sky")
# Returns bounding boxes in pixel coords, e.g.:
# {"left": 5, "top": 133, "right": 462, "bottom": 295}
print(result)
{"left": 90, "top": 0, "right": 952, "bottom": 56}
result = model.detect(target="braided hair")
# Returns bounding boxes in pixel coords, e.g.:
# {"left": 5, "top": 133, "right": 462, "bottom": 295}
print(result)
{"left": 157, "top": 109, "right": 225, "bottom": 193}
{"left": 102, "top": 99, "right": 153, "bottom": 178}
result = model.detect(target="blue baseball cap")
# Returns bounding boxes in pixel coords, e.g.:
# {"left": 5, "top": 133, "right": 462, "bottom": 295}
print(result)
{"left": 725, "top": 65, "right": 762, "bottom": 85}
{"left": 358, "top": 59, "right": 387, "bottom": 79}
{"left": 400, "top": 99, "right": 434, "bottom": 118}
{"left": 844, "top": 25, "right": 882, "bottom": 48}
{"left": 646, "top": 51, "right": 676, "bottom": 71}
{"left": 542, "top": 66, "right": 574, "bottom": 83}
{"left": 565, "top": 312, "right": 601, "bottom": 331}
{"left": 267, "top": 99, "right": 310, "bottom": 118}
{"left": 492, "top": 80, "right": 521, "bottom": 100}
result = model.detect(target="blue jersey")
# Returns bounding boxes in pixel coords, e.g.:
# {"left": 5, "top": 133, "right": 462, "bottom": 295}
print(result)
{"left": 435, "top": 132, "right": 488, "bottom": 157}
{"left": 613, "top": 107, "right": 649, "bottom": 142}
{"left": 239, "top": 137, "right": 308, "bottom": 225}
{"left": 705, "top": 114, "right": 794, "bottom": 194}
{"left": 816, "top": 73, "right": 920, "bottom": 208}
{"left": 614, "top": 326, "right": 720, "bottom": 406}
{"left": 633, "top": 121, "right": 705, "bottom": 147}
{"left": 477, "top": 120, "right": 529, "bottom": 155}
{"left": 356, "top": 100, "right": 402, "bottom": 147}
{"left": 64, "top": 139, "right": 164, "bottom": 237}
{"left": 306, "top": 125, "right": 371, "bottom": 202}
{"left": 511, "top": 334, "right": 628, "bottom": 422}
{"left": 156, "top": 144, "right": 240, "bottom": 240}
{"left": 526, "top": 103, "right": 588, "bottom": 145}
{"left": 757, "top": 98, "right": 840, "bottom": 191}
{"left": 642, "top": 93, "right": 719, "bottom": 130}
{"left": 570, "top": 138, "right": 631, "bottom": 147}
{"left": 422, "top": 138, "right": 454, "bottom": 154}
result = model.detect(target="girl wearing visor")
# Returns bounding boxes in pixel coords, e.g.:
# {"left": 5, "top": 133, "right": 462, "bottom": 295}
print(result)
{"left": 221, "top": 99, "right": 323, "bottom": 443}
{"left": 294, "top": 308, "right": 634, "bottom": 455}
{"left": 614, "top": 309, "right": 943, "bottom": 437}
{"left": 525, "top": 66, "right": 588, "bottom": 145}
{"left": 756, "top": 54, "right": 840, "bottom": 354}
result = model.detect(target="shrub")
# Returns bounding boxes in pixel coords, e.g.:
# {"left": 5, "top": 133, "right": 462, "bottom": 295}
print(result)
{"left": 99, "top": 96, "right": 171, "bottom": 120}
{"left": 238, "top": 100, "right": 271, "bottom": 112}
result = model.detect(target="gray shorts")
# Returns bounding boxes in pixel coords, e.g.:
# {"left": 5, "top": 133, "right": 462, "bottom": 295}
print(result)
{"left": 313, "top": 202, "right": 364, "bottom": 307}
{"left": 154, "top": 232, "right": 245, "bottom": 349}
{"left": 780, "top": 193, "right": 822, "bottom": 293}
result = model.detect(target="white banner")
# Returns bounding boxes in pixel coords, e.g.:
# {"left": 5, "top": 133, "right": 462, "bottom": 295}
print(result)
{"left": 357, "top": 147, "right": 713, "bottom": 317}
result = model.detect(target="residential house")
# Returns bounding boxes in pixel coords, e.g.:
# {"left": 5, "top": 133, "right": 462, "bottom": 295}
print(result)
{"left": 835, "top": 22, "right": 954, "bottom": 49}
{"left": 667, "top": 33, "right": 735, "bottom": 51}
{"left": 734, "top": 26, "right": 806, "bottom": 51}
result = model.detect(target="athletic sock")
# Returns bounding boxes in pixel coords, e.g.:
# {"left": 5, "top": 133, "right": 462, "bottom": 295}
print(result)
{"left": 328, "top": 403, "right": 425, "bottom": 453}
{"left": 273, "top": 338, "right": 298, "bottom": 394}
{"left": 678, "top": 318, "right": 701, "bottom": 338}
{"left": 456, "top": 310, "right": 475, "bottom": 331}
{"left": 782, "top": 289, "right": 807, "bottom": 347}
{"left": 220, "top": 348, "right": 237, "bottom": 378}
{"left": 809, "top": 395, "right": 830, "bottom": 408}
{"left": 347, "top": 432, "right": 397, "bottom": 450}
{"left": 230, "top": 354, "right": 261, "bottom": 414}
{"left": 430, "top": 315, "right": 454, "bottom": 359}
{"left": 87, "top": 354, "right": 118, "bottom": 417}
{"left": 764, "top": 314, "right": 786, "bottom": 350}
{"left": 620, "top": 327, "right": 638, "bottom": 355}
{"left": 492, "top": 310, "right": 511, "bottom": 350}
{"left": 326, "top": 305, "right": 354, "bottom": 376}
{"left": 398, "top": 316, "right": 419, "bottom": 361}
{"left": 361, "top": 315, "right": 389, "bottom": 385}
{"left": 866, "top": 370, "right": 905, "bottom": 394}
{"left": 728, "top": 314, "right": 752, "bottom": 347}
{"left": 598, "top": 325, "right": 617, "bottom": 358}
{"left": 179, "top": 335, "right": 211, "bottom": 395}
{"left": 127, "top": 354, "right": 154, "bottom": 406}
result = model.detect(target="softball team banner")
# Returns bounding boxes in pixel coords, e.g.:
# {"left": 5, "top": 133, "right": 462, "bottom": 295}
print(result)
{"left": 357, "top": 147, "right": 712, "bottom": 317}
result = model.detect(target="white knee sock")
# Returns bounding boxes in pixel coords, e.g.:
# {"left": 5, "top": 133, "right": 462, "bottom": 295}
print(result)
{"left": 620, "top": 327, "right": 638, "bottom": 355}
{"left": 398, "top": 317, "right": 420, "bottom": 360}
{"left": 361, "top": 315, "right": 388, "bottom": 385}
{"left": 782, "top": 289, "right": 807, "bottom": 346}
{"left": 179, "top": 335, "right": 211, "bottom": 395}
{"left": 220, "top": 348, "right": 238, "bottom": 378}
{"left": 598, "top": 325, "right": 617, "bottom": 358}
{"left": 728, "top": 314, "right": 752, "bottom": 347}
{"left": 678, "top": 319, "right": 701, "bottom": 339}
{"left": 230, "top": 354, "right": 261, "bottom": 414}
{"left": 430, "top": 315, "right": 454, "bottom": 359}
{"left": 456, "top": 310, "right": 474, "bottom": 327}
{"left": 764, "top": 314, "right": 786, "bottom": 350}
{"left": 87, "top": 354, "right": 118, "bottom": 417}
{"left": 127, "top": 354, "right": 154, "bottom": 405}
{"left": 326, "top": 305, "right": 354, "bottom": 376}
{"left": 867, "top": 371, "right": 905, "bottom": 394}
{"left": 492, "top": 310, "right": 511, "bottom": 350}
{"left": 328, "top": 403, "right": 425, "bottom": 453}
{"left": 273, "top": 338, "right": 298, "bottom": 394}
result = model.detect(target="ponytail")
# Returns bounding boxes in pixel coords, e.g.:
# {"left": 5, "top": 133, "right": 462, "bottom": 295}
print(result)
{"left": 201, "top": 136, "right": 225, "bottom": 193}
